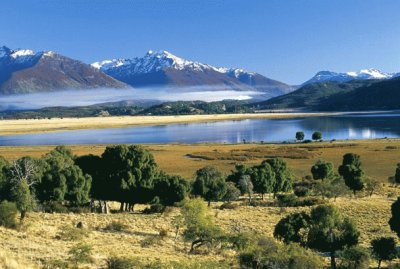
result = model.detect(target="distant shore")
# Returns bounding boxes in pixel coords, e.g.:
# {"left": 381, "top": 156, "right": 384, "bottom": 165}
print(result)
{"left": 0, "top": 111, "right": 387, "bottom": 136}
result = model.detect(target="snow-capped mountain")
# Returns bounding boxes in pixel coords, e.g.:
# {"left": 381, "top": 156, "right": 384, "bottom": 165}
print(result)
{"left": 302, "top": 69, "right": 398, "bottom": 86}
{"left": 0, "top": 46, "right": 127, "bottom": 94}
{"left": 92, "top": 50, "right": 294, "bottom": 97}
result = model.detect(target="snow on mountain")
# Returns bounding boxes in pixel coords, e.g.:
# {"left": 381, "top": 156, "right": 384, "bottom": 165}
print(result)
{"left": 303, "top": 68, "right": 396, "bottom": 85}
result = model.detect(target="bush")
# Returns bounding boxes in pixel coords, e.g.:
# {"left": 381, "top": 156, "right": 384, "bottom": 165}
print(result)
{"left": 42, "top": 201, "right": 68, "bottom": 213}
{"left": 0, "top": 201, "right": 18, "bottom": 229}
{"left": 105, "top": 257, "right": 136, "bottom": 269}
{"left": 277, "top": 194, "right": 297, "bottom": 206}
{"left": 142, "top": 204, "right": 166, "bottom": 214}
{"left": 159, "top": 228, "right": 168, "bottom": 238}
{"left": 68, "top": 243, "right": 93, "bottom": 264}
{"left": 294, "top": 186, "right": 310, "bottom": 197}
{"left": 104, "top": 221, "right": 129, "bottom": 232}
{"left": 57, "top": 225, "right": 89, "bottom": 241}
{"left": 219, "top": 202, "right": 239, "bottom": 210}
{"left": 140, "top": 235, "right": 161, "bottom": 248}
{"left": 339, "top": 246, "right": 370, "bottom": 269}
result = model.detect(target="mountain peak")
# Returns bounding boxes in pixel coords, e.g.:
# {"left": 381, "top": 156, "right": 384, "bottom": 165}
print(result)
{"left": 303, "top": 68, "right": 394, "bottom": 85}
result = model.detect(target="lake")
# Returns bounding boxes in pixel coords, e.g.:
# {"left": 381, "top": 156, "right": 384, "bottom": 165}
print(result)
{"left": 1, "top": 113, "right": 400, "bottom": 146}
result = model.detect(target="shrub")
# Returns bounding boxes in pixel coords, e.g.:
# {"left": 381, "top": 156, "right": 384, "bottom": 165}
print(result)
{"left": 159, "top": 228, "right": 168, "bottom": 238}
{"left": 0, "top": 201, "right": 18, "bottom": 229}
{"left": 104, "top": 221, "right": 129, "bottom": 232}
{"left": 140, "top": 235, "right": 161, "bottom": 248}
{"left": 57, "top": 225, "right": 89, "bottom": 241}
{"left": 339, "top": 246, "right": 370, "bottom": 269}
{"left": 219, "top": 202, "right": 239, "bottom": 210}
{"left": 42, "top": 201, "right": 69, "bottom": 213}
{"left": 277, "top": 194, "right": 297, "bottom": 206}
{"left": 105, "top": 257, "right": 136, "bottom": 269}
{"left": 142, "top": 204, "right": 166, "bottom": 214}
{"left": 294, "top": 186, "right": 310, "bottom": 197}
{"left": 68, "top": 243, "right": 93, "bottom": 264}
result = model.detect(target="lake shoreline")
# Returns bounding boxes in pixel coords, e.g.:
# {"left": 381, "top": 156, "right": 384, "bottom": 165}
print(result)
{"left": 0, "top": 110, "right": 392, "bottom": 136}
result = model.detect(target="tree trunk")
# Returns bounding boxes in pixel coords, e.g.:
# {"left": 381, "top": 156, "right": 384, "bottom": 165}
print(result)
{"left": 248, "top": 193, "right": 252, "bottom": 203}
{"left": 20, "top": 211, "right": 26, "bottom": 223}
{"left": 120, "top": 202, "right": 124, "bottom": 212}
{"left": 129, "top": 203, "right": 134, "bottom": 212}
{"left": 208, "top": 200, "right": 211, "bottom": 207}
{"left": 330, "top": 250, "right": 336, "bottom": 269}
{"left": 103, "top": 201, "right": 110, "bottom": 214}
{"left": 377, "top": 259, "right": 382, "bottom": 269}
{"left": 261, "top": 193, "right": 264, "bottom": 200}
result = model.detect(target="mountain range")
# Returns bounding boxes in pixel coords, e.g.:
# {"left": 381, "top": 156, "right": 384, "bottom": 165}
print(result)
{"left": 0, "top": 45, "right": 399, "bottom": 112}
{"left": 92, "top": 50, "right": 294, "bottom": 98}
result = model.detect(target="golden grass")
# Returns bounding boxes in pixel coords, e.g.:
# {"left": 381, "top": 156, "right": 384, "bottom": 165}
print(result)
{"left": 0, "top": 140, "right": 399, "bottom": 267}
{"left": 0, "top": 111, "right": 361, "bottom": 135}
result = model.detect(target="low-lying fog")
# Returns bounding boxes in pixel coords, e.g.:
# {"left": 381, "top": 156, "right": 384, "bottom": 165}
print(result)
{"left": 0, "top": 86, "right": 263, "bottom": 111}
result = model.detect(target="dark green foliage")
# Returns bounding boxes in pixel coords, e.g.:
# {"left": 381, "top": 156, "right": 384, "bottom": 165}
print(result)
{"left": 12, "top": 179, "right": 35, "bottom": 222}
{"left": 142, "top": 203, "right": 166, "bottom": 214}
{"left": 339, "top": 246, "right": 370, "bottom": 269}
{"left": 312, "top": 131, "right": 322, "bottom": 141}
{"left": 395, "top": 163, "right": 400, "bottom": 184}
{"left": 307, "top": 204, "right": 359, "bottom": 269}
{"left": 0, "top": 201, "right": 18, "bottom": 229}
{"left": 227, "top": 163, "right": 252, "bottom": 187}
{"left": 313, "top": 176, "right": 349, "bottom": 200}
{"left": 75, "top": 154, "right": 105, "bottom": 200}
{"left": 37, "top": 146, "right": 92, "bottom": 206}
{"left": 192, "top": 166, "right": 227, "bottom": 206}
{"left": 296, "top": 131, "right": 305, "bottom": 141}
{"left": 371, "top": 237, "right": 398, "bottom": 269}
{"left": 338, "top": 153, "right": 365, "bottom": 194}
{"left": 311, "top": 159, "right": 334, "bottom": 180}
{"left": 389, "top": 197, "right": 400, "bottom": 238}
{"left": 293, "top": 186, "right": 309, "bottom": 197}
{"left": 0, "top": 156, "right": 10, "bottom": 201}
{"left": 222, "top": 182, "right": 241, "bottom": 202}
{"left": 251, "top": 161, "right": 275, "bottom": 199}
{"left": 263, "top": 158, "right": 293, "bottom": 196}
{"left": 154, "top": 174, "right": 189, "bottom": 206}
{"left": 274, "top": 212, "right": 310, "bottom": 245}
{"left": 101, "top": 145, "right": 159, "bottom": 207}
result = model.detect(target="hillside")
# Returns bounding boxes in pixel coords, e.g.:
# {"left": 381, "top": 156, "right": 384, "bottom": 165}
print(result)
{"left": 253, "top": 78, "right": 400, "bottom": 111}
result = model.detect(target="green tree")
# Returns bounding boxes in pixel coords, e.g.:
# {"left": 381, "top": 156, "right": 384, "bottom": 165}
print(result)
{"left": 12, "top": 179, "right": 35, "bottom": 222}
{"left": 296, "top": 131, "right": 305, "bottom": 141}
{"left": 307, "top": 204, "right": 359, "bottom": 269}
{"left": 192, "top": 166, "right": 227, "bottom": 207}
{"left": 251, "top": 161, "right": 275, "bottom": 200}
{"left": 364, "top": 177, "right": 381, "bottom": 197}
{"left": 238, "top": 175, "right": 253, "bottom": 203}
{"left": 312, "top": 131, "right": 322, "bottom": 141}
{"left": 339, "top": 246, "right": 370, "bottom": 269}
{"left": 263, "top": 158, "right": 293, "bottom": 197}
{"left": 227, "top": 163, "right": 252, "bottom": 186}
{"left": 154, "top": 173, "right": 190, "bottom": 206}
{"left": 0, "top": 201, "right": 18, "bottom": 229}
{"left": 223, "top": 182, "right": 241, "bottom": 202}
{"left": 181, "top": 198, "right": 223, "bottom": 252}
{"left": 37, "top": 146, "right": 91, "bottom": 206}
{"left": 101, "top": 145, "right": 159, "bottom": 211}
{"left": 338, "top": 153, "right": 365, "bottom": 195}
{"left": 311, "top": 159, "right": 334, "bottom": 180}
{"left": 0, "top": 156, "right": 10, "bottom": 201}
{"left": 314, "top": 176, "right": 349, "bottom": 201}
{"left": 274, "top": 212, "right": 310, "bottom": 246}
{"left": 389, "top": 197, "right": 400, "bottom": 238}
{"left": 371, "top": 237, "right": 398, "bottom": 269}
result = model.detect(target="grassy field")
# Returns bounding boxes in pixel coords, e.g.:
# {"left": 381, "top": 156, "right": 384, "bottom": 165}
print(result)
{"left": 0, "top": 140, "right": 400, "bottom": 268}
{"left": 0, "top": 111, "right": 363, "bottom": 135}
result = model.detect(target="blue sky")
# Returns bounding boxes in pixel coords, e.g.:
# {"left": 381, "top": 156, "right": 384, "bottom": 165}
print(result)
{"left": 1, "top": 0, "right": 399, "bottom": 84}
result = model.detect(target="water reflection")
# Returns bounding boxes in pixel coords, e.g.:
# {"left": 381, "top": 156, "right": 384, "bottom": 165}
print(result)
{"left": 0, "top": 113, "right": 400, "bottom": 146}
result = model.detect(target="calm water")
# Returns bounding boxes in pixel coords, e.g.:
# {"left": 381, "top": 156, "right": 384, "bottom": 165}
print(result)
{"left": 1, "top": 113, "right": 400, "bottom": 146}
